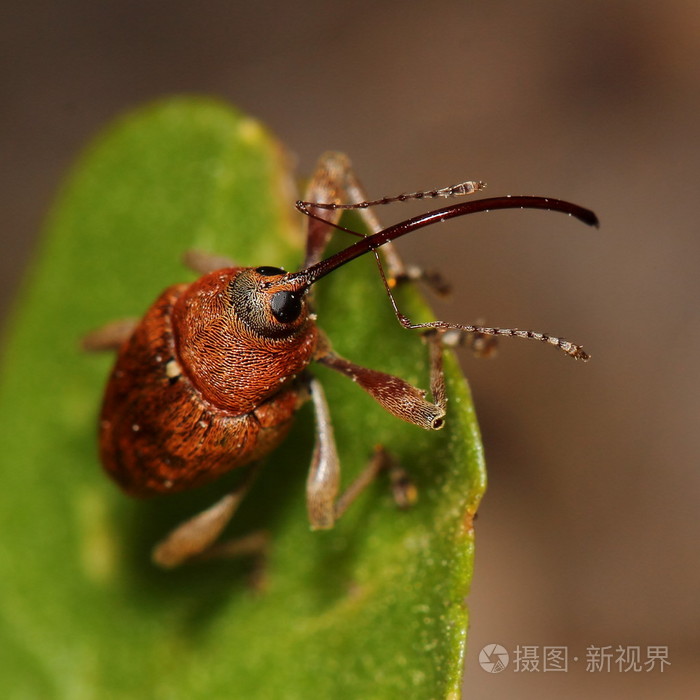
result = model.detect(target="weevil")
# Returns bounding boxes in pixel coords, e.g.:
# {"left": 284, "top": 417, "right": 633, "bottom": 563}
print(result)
{"left": 84, "top": 152, "right": 598, "bottom": 568}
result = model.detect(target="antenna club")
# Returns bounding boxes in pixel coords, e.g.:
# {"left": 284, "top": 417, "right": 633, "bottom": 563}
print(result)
{"left": 563, "top": 343, "right": 591, "bottom": 361}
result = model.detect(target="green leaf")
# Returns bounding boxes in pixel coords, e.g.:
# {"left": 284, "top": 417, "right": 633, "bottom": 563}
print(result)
{"left": 0, "top": 98, "right": 486, "bottom": 699}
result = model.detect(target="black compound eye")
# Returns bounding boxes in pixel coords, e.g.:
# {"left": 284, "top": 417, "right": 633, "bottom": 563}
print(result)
{"left": 255, "top": 266, "right": 286, "bottom": 276}
{"left": 270, "top": 290, "right": 302, "bottom": 324}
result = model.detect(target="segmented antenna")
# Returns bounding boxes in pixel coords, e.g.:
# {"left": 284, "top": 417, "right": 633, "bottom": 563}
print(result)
{"left": 298, "top": 180, "right": 486, "bottom": 211}
{"left": 292, "top": 192, "right": 598, "bottom": 361}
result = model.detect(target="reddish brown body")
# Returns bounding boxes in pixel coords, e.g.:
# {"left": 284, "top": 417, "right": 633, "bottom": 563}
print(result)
{"left": 100, "top": 267, "right": 317, "bottom": 497}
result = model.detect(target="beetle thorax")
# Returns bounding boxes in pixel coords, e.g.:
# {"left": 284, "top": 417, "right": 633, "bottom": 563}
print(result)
{"left": 171, "top": 268, "right": 317, "bottom": 415}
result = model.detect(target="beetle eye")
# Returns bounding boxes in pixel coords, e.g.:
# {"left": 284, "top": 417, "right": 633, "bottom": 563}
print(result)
{"left": 270, "top": 290, "right": 302, "bottom": 324}
{"left": 255, "top": 266, "right": 286, "bottom": 276}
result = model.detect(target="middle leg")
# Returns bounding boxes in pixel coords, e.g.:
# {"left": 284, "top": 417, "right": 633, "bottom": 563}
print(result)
{"left": 305, "top": 375, "right": 419, "bottom": 530}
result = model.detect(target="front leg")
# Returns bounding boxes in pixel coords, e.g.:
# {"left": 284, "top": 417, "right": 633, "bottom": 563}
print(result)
{"left": 314, "top": 330, "right": 447, "bottom": 432}
{"left": 302, "top": 152, "right": 397, "bottom": 272}
{"left": 297, "top": 151, "right": 486, "bottom": 296}
{"left": 302, "top": 152, "right": 459, "bottom": 295}
{"left": 304, "top": 329, "right": 447, "bottom": 530}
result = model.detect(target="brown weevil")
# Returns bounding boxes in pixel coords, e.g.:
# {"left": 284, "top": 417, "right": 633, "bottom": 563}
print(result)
{"left": 84, "top": 152, "right": 598, "bottom": 568}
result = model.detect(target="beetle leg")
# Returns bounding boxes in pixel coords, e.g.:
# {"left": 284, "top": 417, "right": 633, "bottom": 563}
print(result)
{"left": 302, "top": 152, "right": 395, "bottom": 272}
{"left": 303, "top": 152, "right": 450, "bottom": 294}
{"left": 182, "top": 249, "right": 238, "bottom": 275}
{"left": 315, "top": 330, "right": 447, "bottom": 431}
{"left": 306, "top": 376, "right": 341, "bottom": 529}
{"left": 334, "top": 445, "right": 418, "bottom": 521}
{"left": 306, "top": 377, "right": 418, "bottom": 529}
{"left": 82, "top": 318, "right": 138, "bottom": 351}
{"left": 151, "top": 461, "right": 264, "bottom": 568}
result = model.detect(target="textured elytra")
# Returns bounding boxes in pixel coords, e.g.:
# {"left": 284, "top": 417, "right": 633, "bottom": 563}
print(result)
{"left": 100, "top": 268, "right": 317, "bottom": 496}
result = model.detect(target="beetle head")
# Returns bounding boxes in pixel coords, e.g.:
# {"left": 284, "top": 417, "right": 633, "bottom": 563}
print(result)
{"left": 230, "top": 266, "right": 311, "bottom": 339}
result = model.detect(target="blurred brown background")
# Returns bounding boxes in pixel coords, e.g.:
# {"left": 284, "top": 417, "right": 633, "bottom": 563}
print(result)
{"left": 2, "top": 1, "right": 698, "bottom": 697}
